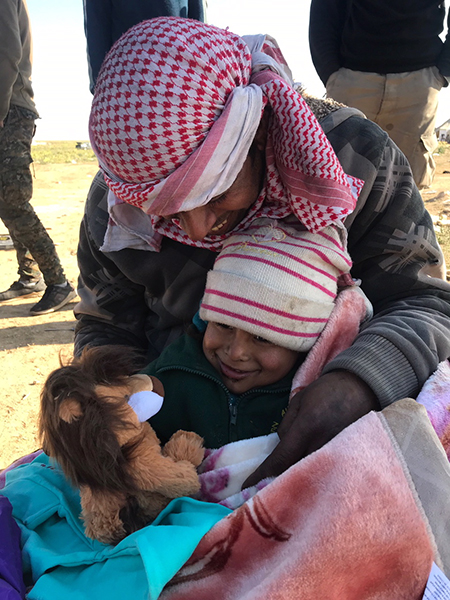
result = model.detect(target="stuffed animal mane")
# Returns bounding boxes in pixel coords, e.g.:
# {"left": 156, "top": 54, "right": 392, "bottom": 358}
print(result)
{"left": 39, "top": 345, "right": 204, "bottom": 544}
{"left": 40, "top": 345, "right": 144, "bottom": 493}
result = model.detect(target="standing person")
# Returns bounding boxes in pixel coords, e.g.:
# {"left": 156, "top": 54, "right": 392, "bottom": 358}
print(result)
{"left": 75, "top": 18, "right": 450, "bottom": 485}
{"left": 309, "top": 0, "right": 450, "bottom": 189}
{"left": 83, "top": 0, "right": 206, "bottom": 94}
{"left": 0, "top": 0, "right": 76, "bottom": 315}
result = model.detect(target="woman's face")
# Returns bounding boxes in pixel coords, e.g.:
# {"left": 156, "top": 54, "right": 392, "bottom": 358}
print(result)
{"left": 173, "top": 148, "right": 265, "bottom": 241}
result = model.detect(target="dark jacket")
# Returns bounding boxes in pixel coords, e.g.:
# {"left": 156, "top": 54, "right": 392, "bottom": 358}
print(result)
{"left": 143, "top": 332, "right": 295, "bottom": 448}
{"left": 83, "top": 0, "right": 205, "bottom": 93}
{"left": 309, "top": 0, "right": 450, "bottom": 86}
{"left": 0, "top": 0, "right": 38, "bottom": 121}
{"left": 74, "top": 99, "right": 450, "bottom": 409}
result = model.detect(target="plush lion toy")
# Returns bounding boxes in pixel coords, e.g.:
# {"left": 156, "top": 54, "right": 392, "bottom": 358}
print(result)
{"left": 39, "top": 345, "right": 204, "bottom": 545}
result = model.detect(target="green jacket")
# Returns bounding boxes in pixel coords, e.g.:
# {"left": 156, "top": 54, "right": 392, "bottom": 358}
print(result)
{"left": 143, "top": 333, "right": 296, "bottom": 449}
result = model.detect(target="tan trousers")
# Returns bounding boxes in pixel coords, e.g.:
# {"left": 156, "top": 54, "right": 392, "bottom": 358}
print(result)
{"left": 326, "top": 66, "right": 444, "bottom": 189}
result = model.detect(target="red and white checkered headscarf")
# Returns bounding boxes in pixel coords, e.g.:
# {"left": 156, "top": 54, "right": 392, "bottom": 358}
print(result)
{"left": 90, "top": 17, "right": 363, "bottom": 252}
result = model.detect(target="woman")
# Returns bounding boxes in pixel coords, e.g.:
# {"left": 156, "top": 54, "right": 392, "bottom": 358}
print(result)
{"left": 75, "top": 17, "right": 450, "bottom": 483}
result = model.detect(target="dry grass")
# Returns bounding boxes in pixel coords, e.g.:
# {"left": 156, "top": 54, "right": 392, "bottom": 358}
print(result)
{"left": 32, "top": 140, "right": 96, "bottom": 164}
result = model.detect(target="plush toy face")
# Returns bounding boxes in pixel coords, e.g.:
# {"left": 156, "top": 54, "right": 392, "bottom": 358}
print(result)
{"left": 95, "top": 374, "right": 164, "bottom": 425}
{"left": 59, "top": 374, "right": 164, "bottom": 427}
{"left": 56, "top": 374, "right": 165, "bottom": 450}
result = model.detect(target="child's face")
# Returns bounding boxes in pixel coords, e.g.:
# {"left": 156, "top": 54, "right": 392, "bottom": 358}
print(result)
{"left": 203, "top": 322, "right": 298, "bottom": 394}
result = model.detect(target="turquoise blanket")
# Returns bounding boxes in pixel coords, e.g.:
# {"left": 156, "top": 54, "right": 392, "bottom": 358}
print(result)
{"left": 1, "top": 454, "right": 230, "bottom": 600}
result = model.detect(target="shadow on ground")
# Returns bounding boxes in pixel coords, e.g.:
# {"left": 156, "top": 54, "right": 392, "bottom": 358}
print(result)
{"left": 0, "top": 301, "right": 77, "bottom": 350}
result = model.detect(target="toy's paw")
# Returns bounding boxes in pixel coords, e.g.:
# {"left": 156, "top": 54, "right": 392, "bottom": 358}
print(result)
{"left": 164, "top": 430, "right": 205, "bottom": 467}
{"left": 81, "top": 487, "right": 127, "bottom": 545}
{"left": 84, "top": 517, "right": 126, "bottom": 546}
{"left": 137, "top": 490, "right": 170, "bottom": 521}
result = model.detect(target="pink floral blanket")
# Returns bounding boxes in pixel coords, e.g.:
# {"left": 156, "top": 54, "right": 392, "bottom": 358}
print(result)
{"left": 417, "top": 359, "right": 450, "bottom": 458}
{"left": 161, "top": 399, "right": 450, "bottom": 599}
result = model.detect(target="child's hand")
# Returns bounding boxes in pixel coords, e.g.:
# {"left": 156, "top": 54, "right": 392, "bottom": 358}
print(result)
{"left": 242, "top": 370, "right": 378, "bottom": 488}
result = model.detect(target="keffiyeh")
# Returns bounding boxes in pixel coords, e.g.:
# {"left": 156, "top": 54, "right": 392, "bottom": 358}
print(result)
{"left": 89, "top": 17, "right": 364, "bottom": 252}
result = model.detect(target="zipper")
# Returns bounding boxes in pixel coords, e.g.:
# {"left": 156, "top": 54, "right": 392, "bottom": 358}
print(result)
{"left": 228, "top": 386, "right": 291, "bottom": 433}
{"left": 157, "top": 364, "right": 238, "bottom": 431}
{"left": 228, "top": 394, "right": 238, "bottom": 426}
{"left": 156, "top": 365, "right": 291, "bottom": 437}
{"left": 158, "top": 365, "right": 244, "bottom": 428}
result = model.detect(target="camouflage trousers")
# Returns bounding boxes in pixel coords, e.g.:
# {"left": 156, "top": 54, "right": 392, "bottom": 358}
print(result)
{"left": 0, "top": 105, "right": 65, "bottom": 285}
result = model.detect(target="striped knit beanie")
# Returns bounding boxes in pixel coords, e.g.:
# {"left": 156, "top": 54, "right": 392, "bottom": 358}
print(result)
{"left": 199, "top": 219, "right": 352, "bottom": 352}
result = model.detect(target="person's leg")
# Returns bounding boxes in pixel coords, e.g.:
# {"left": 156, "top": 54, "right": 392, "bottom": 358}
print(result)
{"left": 0, "top": 107, "right": 45, "bottom": 300}
{"left": 0, "top": 220, "right": 45, "bottom": 300}
{"left": 0, "top": 167, "right": 56, "bottom": 282}
{"left": 327, "top": 67, "right": 442, "bottom": 189}
{"left": 0, "top": 106, "right": 40, "bottom": 285}
{"left": 0, "top": 106, "right": 76, "bottom": 311}
{"left": 8, "top": 229, "right": 41, "bottom": 281}
{"left": 0, "top": 106, "right": 66, "bottom": 285}
{"left": 325, "top": 68, "right": 386, "bottom": 121}
{"left": 375, "top": 68, "right": 442, "bottom": 190}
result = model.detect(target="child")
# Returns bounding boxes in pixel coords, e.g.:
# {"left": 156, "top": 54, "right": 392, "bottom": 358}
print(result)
{"left": 145, "top": 218, "right": 354, "bottom": 449}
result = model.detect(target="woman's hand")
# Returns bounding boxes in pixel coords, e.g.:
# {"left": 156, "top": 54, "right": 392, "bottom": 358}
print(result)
{"left": 242, "top": 370, "right": 379, "bottom": 488}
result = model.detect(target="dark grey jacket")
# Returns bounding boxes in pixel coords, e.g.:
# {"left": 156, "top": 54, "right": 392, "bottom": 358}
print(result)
{"left": 74, "top": 100, "right": 450, "bottom": 408}
{"left": 0, "top": 0, "right": 38, "bottom": 121}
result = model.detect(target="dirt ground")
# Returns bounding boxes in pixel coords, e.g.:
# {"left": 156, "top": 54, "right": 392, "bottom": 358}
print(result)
{"left": 1, "top": 154, "right": 450, "bottom": 470}
{"left": 0, "top": 163, "right": 97, "bottom": 469}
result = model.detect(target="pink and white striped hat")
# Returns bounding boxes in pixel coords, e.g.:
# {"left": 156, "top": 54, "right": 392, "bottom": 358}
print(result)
{"left": 199, "top": 219, "right": 352, "bottom": 352}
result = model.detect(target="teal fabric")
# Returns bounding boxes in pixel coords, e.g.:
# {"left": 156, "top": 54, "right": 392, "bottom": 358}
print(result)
{"left": 1, "top": 454, "right": 230, "bottom": 600}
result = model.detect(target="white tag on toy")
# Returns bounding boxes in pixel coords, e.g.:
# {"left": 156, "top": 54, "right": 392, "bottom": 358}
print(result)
{"left": 423, "top": 562, "right": 450, "bottom": 599}
{"left": 128, "top": 390, "right": 164, "bottom": 422}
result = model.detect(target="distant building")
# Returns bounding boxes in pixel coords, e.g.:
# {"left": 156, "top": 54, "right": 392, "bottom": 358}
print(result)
{"left": 436, "top": 119, "right": 450, "bottom": 142}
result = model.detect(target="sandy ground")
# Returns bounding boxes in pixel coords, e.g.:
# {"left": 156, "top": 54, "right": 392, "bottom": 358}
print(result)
{"left": 1, "top": 154, "right": 450, "bottom": 470}
{"left": 0, "top": 163, "right": 97, "bottom": 469}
